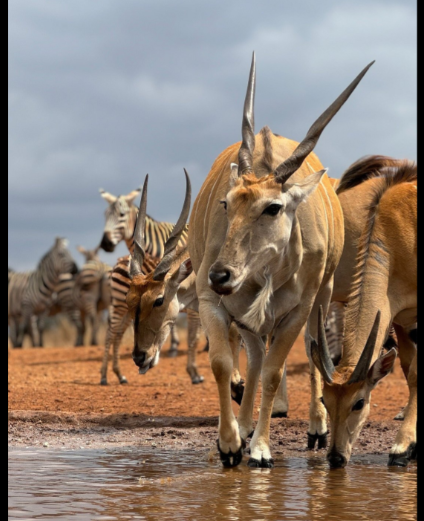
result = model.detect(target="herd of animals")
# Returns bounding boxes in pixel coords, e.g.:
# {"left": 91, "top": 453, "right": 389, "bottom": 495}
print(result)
{"left": 8, "top": 54, "right": 416, "bottom": 471}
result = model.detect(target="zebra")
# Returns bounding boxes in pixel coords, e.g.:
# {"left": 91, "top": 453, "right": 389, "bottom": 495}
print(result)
{"left": 75, "top": 246, "right": 112, "bottom": 346}
{"left": 8, "top": 237, "right": 78, "bottom": 348}
{"left": 39, "top": 246, "right": 113, "bottom": 347}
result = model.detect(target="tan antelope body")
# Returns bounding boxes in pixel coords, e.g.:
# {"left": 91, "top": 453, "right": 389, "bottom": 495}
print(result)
{"left": 188, "top": 54, "right": 373, "bottom": 467}
{"left": 312, "top": 157, "right": 417, "bottom": 467}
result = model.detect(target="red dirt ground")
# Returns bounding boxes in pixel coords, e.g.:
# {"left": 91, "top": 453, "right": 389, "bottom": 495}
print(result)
{"left": 8, "top": 329, "right": 408, "bottom": 423}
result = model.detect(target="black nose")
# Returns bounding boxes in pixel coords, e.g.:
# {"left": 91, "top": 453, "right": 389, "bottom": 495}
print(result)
{"left": 132, "top": 351, "right": 146, "bottom": 368}
{"left": 327, "top": 451, "right": 347, "bottom": 469}
{"left": 209, "top": 268, "right": 231, "bottom": 285}
{"left": 100, "top": 234, "right": 115, "bottom": 253}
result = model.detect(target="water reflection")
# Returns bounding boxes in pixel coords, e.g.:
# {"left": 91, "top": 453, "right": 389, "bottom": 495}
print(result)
{"left": 9, "top": 448, "right": 416, "bottom": 520}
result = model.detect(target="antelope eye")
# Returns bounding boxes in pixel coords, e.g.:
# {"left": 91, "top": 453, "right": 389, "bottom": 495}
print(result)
{"left": 220, "top": 200, "right": 227, "bottom": 211}
{"left": 153, "top": 297, "right": 164, "bottom": 308}
{"left": 262, "top": 204, "right": 282, "bottom": 216}
{"left": 352, "top": 398, "right": 365, "bottom": 411}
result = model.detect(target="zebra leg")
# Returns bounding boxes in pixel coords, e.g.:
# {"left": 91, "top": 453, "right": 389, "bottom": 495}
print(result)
{"left": 28, "top": 314, "right": 41, "bottom": 347}
{"left": 89, "top": 310, "right": 99, "bottom": 346}
{"left": 100, "top": 309, "right": 127, "bottom": 385}
{"left": 186, "top": 309, "right": 204, "bottom": 384}
{"left": 37, "top": 316, "right": 45, "bottom": 347}
{"left": 168, "top": 324, "right": 180, "bottom": 357}
{"left": 71, "top": 311, "right": 85, "bottom": 347}
{"left": 111, "top": 314, "right": 133, "bottom": 385}
{"left": 8, "top": 317, "right": 19, "bottom": 348}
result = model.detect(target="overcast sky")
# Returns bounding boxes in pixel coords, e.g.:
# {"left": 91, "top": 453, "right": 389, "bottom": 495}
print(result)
{"left": 8, "top": 0, "right": 416, "bottom": 271}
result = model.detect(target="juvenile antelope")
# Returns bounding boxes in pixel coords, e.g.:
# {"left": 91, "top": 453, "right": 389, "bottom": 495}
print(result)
{"left": 188, "top": 53, "right": 373, "bottom": 468}
{"left": 312, "top": 158, "right": 417, "bottom": 468}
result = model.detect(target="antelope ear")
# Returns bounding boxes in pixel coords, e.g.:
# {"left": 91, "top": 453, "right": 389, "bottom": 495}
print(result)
{"left": 229, "top": 163, "right": 239, "bottom": 188}
{"left": 125, "top": 187, "right": 142, "bottom": 205}
{"left": 367, "top": 347, "right": 397, "bottom": 387}
{"left": 285, "top": 169, "right": 327, "bottom": 204}
{"left": 99, "top": 189, "right": 117, "bottom": 204}
{"left": 170, "top": 258, "right": 193, "bottom": 286}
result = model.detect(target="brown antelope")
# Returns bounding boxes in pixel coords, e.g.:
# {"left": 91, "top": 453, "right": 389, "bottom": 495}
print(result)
{"left": 311, "top": 157, "right": 417, "bottom": 468}
{"left": 126, "top": 172, "right": 247, "bottom": 393}
{"left": 188, "top": 53, "right": 373, "bottom": 468}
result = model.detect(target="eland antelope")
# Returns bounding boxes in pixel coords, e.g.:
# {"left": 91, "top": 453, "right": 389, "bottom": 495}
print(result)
{"left": 125, "top": 171, "right": 246, "bottom": 396}
{"left": 98, "top": 185, "right": 190, "bottom": 356}
{"left": 188, "top": 53, "right": 374, "bottom": 468}
{"left": 311, "top": 157, "right": 417, "bottom": 468}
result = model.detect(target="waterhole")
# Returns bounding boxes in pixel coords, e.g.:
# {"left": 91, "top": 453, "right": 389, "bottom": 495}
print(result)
{"left": 9, "top": 447, "right": 416, "bottom": 520}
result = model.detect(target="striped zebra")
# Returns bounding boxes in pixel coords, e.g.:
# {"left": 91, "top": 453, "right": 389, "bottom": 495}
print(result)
{"left": 39, "top": 246, "right": 112, "bottom": 347}
{"left": 75, "top": 246, "right": 112, "bottom": 346}
{"left": 99, "top": 187, "right": 178, "bottom": 258}
{"left": 97, "top": 185, "right": 204, "bottom": 385}
{"left": 8, "top": 237, "right": 78, "bottom": 348}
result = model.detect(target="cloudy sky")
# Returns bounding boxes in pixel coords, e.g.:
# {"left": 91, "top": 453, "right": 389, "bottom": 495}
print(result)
{"left": 8, "top": 0, "right": 416, "bottom": 271}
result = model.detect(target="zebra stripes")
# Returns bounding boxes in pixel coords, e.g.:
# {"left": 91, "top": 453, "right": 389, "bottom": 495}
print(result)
{"left": 8, "top": 238, "right": 78, "bottom": 348}
{"left": 43, "top": 248, "right": 113, "bottom": 347}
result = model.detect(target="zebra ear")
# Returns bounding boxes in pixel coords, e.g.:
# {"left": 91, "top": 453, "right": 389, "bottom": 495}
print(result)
{"left": 125, "top": 187, "right": 142, "bottom": 205}
{"left": 99, "top": 189, "right": 117, "bottom": 204}
{"left": 77, "top": 246, "right": 86, "bottom": 254}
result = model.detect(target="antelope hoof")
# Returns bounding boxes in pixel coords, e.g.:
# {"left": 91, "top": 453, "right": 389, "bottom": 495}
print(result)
{"left": 191, "top": 375, "right": 204, "bottom": 384}
{"left": 393, "top": 410, "right": 405, "bottom": 421}
{"left": 307, "top": 432, "right": 328, "bottom": 450}
{"left": 409, "top": 443, "right": 417, "bottom": 461}
{"left": 388, "top": 452, "right": 410, "bottom": 467}
{"left": 100, "top": 378, "right": 108, "bottom": 386}
{"left": 216, "top": 439, "right": 243, "bottom": 468}
{"left": 168, "top": 347, "right": 178, "bottom": 358}
{"left": 120, "top": 376, "right": 128, "bottom": 384}
{"left": 248, "top": 457, "right": 274, "bottom": 469}
{"left": 231, "top": 380, "right": 245, "bottom": 405}
{"left": 271, "top": 411, "right": 288, "bottom": 419}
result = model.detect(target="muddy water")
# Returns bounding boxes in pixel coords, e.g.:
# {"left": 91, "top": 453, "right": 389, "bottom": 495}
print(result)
{"left": 9, "top": 447, "right": 416, "bottom": 521}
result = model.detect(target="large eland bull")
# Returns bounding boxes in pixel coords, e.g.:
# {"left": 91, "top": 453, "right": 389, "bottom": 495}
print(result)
{"left": 188, "top": 53, "right": 374, "bottom": 468}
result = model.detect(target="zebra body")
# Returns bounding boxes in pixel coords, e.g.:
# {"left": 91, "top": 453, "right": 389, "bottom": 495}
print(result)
{"left": 8, "top": 238, "right": 78, "bottom": 348}
{"left": 42, "top": 254, "right": 113, "bottom": 346}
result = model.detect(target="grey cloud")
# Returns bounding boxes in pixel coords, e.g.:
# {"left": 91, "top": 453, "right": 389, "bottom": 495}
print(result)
{"left": 8, "top": 0, "right": 416, "bottom": 270}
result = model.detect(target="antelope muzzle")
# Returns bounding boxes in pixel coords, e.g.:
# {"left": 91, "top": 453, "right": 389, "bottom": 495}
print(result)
{"left": 208, "top": 262, "right": 237, "bottom": 295}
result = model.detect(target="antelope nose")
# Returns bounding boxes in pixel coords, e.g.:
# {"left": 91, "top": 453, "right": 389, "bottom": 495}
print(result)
{"left": 327, "top": 451, "right": 347, "bottom": 469}
{"left": 132, "top": 351, "right": 146, "bottom": 368}
{"left": 209, "top": 269, "right": 231, "bottom": 285}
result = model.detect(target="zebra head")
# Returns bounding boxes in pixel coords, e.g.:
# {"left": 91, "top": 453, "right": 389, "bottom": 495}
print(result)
{"left": 76, "top": 245, "right": 100, "bottom": 262}
{"left": 48, "top": 237, "right": 79, "bottom": 276}
{"left": 99, "top": 187, "right": 141, "bottom": 252}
